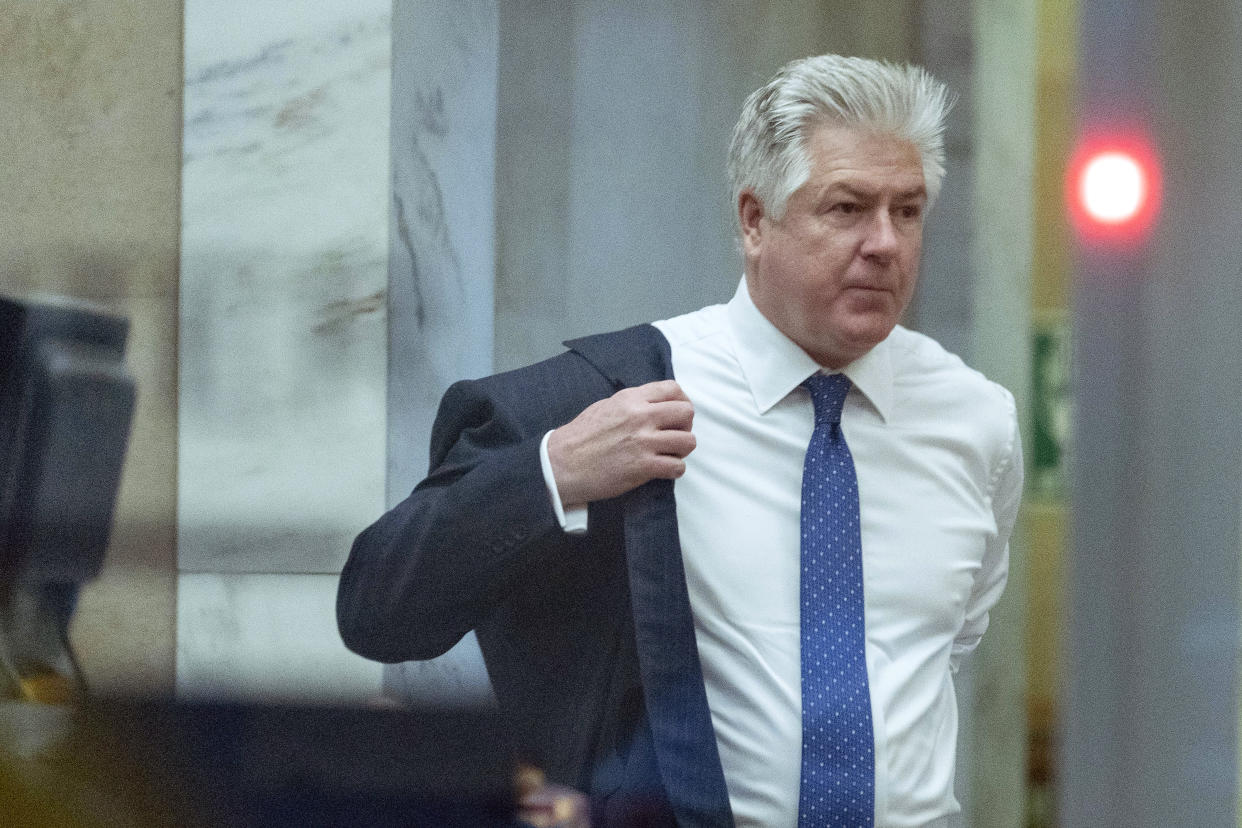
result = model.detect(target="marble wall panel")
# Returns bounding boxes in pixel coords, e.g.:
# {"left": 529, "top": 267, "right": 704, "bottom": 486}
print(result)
{"left": 382, "top": 0, "right": 500, "bottom": 706}
{"left": 179, "top": 1, "right": 389, "bottom": 574}
{"left": 179, "top": 1, "right": 391, "bottom": 704}
{"left": 386, "top": 0, "right": 498, "bottom": 501}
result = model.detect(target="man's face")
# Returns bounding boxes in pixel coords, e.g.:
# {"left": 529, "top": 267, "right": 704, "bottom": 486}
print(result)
{"left": 740, "top": 124, "right": 926, "bottom": 369}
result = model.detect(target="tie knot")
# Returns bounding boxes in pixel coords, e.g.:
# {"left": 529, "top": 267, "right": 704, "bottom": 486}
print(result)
{"left": 803, "top": 373, "right": 852, "bottom": 425}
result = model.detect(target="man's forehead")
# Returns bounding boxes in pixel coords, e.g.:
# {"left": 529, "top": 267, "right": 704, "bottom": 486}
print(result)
{"left": 804, "top": 125, "right": 925, "bottom": 193}
{"left": 804, "top": 120, "right": 919, "bottom": 152}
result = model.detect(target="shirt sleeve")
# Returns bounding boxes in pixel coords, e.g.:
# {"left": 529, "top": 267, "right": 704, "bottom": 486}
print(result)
{"left": 950, "top": 398, "right": 1024, "bottom": 673}
{"left": 539, "top": 430, "right": 588, "bottom": 535}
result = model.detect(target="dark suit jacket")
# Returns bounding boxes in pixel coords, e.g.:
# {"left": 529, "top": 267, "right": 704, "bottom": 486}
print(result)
{"left": 337, "top": 324, "right": 735, "bottom": 827}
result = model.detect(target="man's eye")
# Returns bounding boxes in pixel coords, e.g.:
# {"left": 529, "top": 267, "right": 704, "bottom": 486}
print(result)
{"left": 832, "top": 202, "right": 860, "bottom": 214}
{"left": 898, "top": 205, "right": 923, "bottom": 220}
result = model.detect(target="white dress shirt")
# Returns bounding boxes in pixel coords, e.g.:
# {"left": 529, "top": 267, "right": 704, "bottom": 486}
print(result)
{"left": 543, "top": 279, "right": 1022, "bottom": 827}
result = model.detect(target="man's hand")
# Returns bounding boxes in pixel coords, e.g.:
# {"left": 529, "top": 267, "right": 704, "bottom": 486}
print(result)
{"left": 547, "top": 380, "right": 695, "bottom": 508}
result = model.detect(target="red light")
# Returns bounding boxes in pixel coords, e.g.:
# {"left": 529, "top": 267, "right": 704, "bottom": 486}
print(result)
{"left": 1067, "top": 131, "right": 1162, "bottom": 244}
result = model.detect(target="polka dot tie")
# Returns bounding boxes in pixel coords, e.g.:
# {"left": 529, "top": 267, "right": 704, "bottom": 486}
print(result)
{"left": 798, "top": 373, "right": 874, "bottom": 827}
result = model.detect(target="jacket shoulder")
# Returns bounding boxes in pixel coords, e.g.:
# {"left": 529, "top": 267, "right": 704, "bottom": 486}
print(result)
{"left": 563, "top": 323, "right": 673, "bottom": 388}
{"left": 428, "top": 324, "right": 672, "bottom": 465}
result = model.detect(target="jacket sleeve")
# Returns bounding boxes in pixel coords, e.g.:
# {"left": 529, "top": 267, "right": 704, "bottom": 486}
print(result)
{"left": 336, "top": 375, "right": 578, "bottom": 663}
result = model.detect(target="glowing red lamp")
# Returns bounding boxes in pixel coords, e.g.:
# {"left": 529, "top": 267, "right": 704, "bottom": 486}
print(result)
{"left": 1067, "top": 132, "right": 1162, "bottom": 244}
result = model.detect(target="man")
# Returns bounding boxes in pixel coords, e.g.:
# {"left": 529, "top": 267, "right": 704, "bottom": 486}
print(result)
{"left": 338, "top": 55, "right": 1022, "bottom": 828}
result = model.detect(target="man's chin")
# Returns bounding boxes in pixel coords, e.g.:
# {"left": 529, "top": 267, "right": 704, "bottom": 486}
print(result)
{"left": 805, "top": 323, "right": 895, "bottom": 368}
{"left": 836, "top": 314, "right": 898, "bottom": 350}
{"left": 824, "top": 325, "right": 894, "bottom": 364}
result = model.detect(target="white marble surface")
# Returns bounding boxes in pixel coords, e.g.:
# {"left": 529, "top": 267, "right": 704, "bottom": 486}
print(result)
{"left": 179, "top": 1, "right": 389, "bottom": 573}
{"left": 381, "top": 0, "right": 499, "bottom": 704}
{"left": 386, "top": 0, "right": 497, "bottom": 501}
{"left": 176, "top": 573, "right": 382, "bottom": 702}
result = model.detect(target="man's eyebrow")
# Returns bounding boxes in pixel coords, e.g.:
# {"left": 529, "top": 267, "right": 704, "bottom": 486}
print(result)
{"left": 827, "top": 181, "right": 927, "bottom": 201}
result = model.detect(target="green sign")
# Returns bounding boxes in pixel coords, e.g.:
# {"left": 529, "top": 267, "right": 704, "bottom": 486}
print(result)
{"left": 1031, "top": 317, "right": 1072, "bottom": 500}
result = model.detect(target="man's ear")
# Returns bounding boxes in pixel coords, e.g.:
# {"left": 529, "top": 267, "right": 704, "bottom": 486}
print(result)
{"left": 738, "top": 190, "right": 766, "bottom": 258}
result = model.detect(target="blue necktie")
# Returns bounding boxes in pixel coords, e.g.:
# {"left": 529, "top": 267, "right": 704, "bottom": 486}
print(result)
{"left": 798, "top": 373, "right": 874, "bottom": 827}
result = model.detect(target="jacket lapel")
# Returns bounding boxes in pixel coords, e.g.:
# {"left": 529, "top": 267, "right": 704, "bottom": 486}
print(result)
{"left": 567, "top": 325, "right": 734, "bottom": 827}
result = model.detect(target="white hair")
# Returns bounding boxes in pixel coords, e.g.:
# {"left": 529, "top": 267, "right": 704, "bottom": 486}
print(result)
{"left": 727, "top": 54, "right": 954, "bottom": 223}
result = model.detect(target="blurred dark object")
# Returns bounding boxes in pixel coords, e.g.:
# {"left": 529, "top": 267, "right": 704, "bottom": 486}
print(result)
{"left": 0, "top": 294, "right": 136, "bottom": 699}
{"left": 516, "top": 764, "right": 590, "bottom": 828}
{"left": 0, "top": 700, "right": 520, "bottom": 826}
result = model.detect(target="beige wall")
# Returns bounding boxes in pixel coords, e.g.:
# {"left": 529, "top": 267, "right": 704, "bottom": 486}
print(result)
{"left": 0, "top": 2, "right": 182, "bottom": 696}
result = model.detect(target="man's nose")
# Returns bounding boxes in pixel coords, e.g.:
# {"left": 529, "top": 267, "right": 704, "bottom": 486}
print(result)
{"left": 860, "top": 210, "right": 900, "bottom": 259}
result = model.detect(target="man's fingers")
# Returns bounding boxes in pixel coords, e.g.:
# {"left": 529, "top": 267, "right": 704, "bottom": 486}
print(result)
{"left": 642, "top": 454, "right": 689, "bottom": 481}
{"left": 648, "top": 399, "right": 695, "bottom": 431}
{"left": 623, "top": 381, "right": 693, "bottom": 431}
{"left": 548, "top": 380, "right": 698, "bottom": 506}
{"left": 633, "top": 379, "right": 691, "bottom": 403}
{"left": 645, "top": 428, "right": 696, "bottom": 459}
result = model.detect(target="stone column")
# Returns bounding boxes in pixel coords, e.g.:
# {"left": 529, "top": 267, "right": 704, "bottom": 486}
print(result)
{"left": 382, "top": 0, "right": 499, "bottom": 705}
{"left": 1062, "top": 1, "right": 1242, "bottom": 824}
{"left": 963, "top": 2, "right": 1038, "bottom": 825}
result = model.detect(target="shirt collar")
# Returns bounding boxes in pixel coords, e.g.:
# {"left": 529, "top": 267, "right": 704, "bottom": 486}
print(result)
{"left": 726, "top": 277, "right": 894, "bottom": 422}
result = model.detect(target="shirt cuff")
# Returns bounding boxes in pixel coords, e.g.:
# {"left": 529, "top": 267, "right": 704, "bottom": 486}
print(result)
{"left": 539, "top": 430, "right": 588, "bottom": 535}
